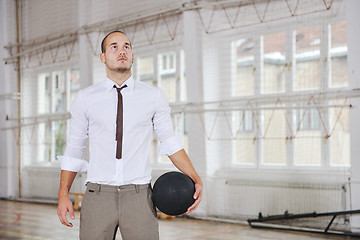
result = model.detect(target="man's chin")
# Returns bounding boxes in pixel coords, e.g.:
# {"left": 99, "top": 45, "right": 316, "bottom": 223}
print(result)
{"left": 113, "top": 67, "right": 131, "bottom": 73}
{"left": 107, "top": 64, "right": 132, "bottom": 74}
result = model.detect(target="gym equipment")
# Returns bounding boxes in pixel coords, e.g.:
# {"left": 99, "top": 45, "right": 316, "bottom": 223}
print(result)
{"left": 152, "top": 171, "right": 195, "bottom": 216}
{"left": 248, "top": 209, "right": 360, "bottom": 237}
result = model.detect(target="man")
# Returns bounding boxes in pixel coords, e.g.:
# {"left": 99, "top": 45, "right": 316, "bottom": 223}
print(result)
{"left": 57, "top": 31, "right": 203, "bottom": 240}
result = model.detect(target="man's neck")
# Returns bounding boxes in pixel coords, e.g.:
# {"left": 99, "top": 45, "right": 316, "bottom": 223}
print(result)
{"left": 107, "top": 71, "right": 132, "bottom": 86}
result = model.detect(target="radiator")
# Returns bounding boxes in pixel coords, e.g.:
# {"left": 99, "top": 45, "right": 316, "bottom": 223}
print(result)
{"left": 207, "top": 179, "right": 346, "bottom": 219}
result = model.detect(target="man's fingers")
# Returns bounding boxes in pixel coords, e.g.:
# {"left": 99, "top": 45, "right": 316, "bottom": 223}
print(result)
{"left": 69, "top": 208, "right": 75, "bottom": 220}
{"left": 57, "top": 199, "right": 74, "bottom": 227}
{"left": 58, "top": 210, "right": 73, "bottom": 227}
{"left": 186, "top": 183, "right": 203, "bottom": 214}
{"left": 63, "top": 213, "right": 73, "bottom": 227}
{"left": 186, "top": 197, "right": 201, "bottom": 214}
{"left": 193, "top": 183, "right": 202, "bottom": 201}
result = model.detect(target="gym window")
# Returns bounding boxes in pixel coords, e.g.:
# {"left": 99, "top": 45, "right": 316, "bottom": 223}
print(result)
{"left": 231, "top": 20, "right": 349, "bottom": 168}
{"left": 34, "top": 69, "right": 80, "bottom": 163}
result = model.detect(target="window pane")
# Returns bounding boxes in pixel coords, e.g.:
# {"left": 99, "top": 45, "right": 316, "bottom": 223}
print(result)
{"left": 181, "top": 50, "right": 187, "bottom": 101}
{"left": 295, "top": 131, "right": 321, "bottom": 166}
{"left": 236, "top": 110, "right": 253, "bottom": 132}
{"left": 37, "top": 123, "right": 48, "bottom": 162}
{"left": 159, "top": 52, "right": 177, "bottom": 103}
{"left": 295, "top": 106, "right": 322, "bottom": 166}
{"left": 295, "top": 26, "right": 321, "bottom": 91}
{"left": 138, "top": 56, "right": 155, "bottom": 86}
{"left": 162, "top": 55, "right": 167, "bottom": 70}
{"left": 234, "top": 138, "right": 254, "bottom": 164}
{"left": 233, "top": 110, "right": 254, "bottom": 164}
{"left": 233, "top": 38, "right": 255, "bottom": 96}
{"left": 138, "top": 57, "right": 154, "bottom": 81}
{"left": 160, "top": 74, "right": 176, "bottom": 102}
{"left": 297, "top": 108, "right": 320, "bottom": 130}
{"left": 38, "top": 122, "right": 52, "bottom": 162}
{"left": 263, "top": 32, "right": 286, "bottom": 93}
{"left": 53, "top": 71, "right": 65, "bottom": 112}
{"left": 172, "top": 112, "right": 188, "bottom": 152}
{"left": 169, "top": 54, "right": 174, "bottom": 70}
{"left": 330, "top": 21, "right": 348, "bottom": 88}
{"left": 329, "top": 100, "right": 350, "bottom": 166}
{"left": 38, "top": 73, "right": 51, "bottom": 114}
{"left": 263, "top": 106, "right": 286, "bottom": 165}
{"left": 183, "top": 113, "right": 188, "bottom": 152}
{"left": 159, "top": 52, "right": 176, "bottom": 73}
{"left": 54, "top": 120, "right": 66, "bottom": 160}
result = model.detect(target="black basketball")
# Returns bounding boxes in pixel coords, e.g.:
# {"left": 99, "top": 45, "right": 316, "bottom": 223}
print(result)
{"left": 152, "top": 171, "right": 195, "bottom": 216}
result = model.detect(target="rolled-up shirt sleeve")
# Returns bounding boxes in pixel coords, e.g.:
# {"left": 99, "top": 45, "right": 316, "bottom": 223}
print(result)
{"left": 57, "top": 90, "right": 89, "bottom": 172}
{"left": 153, "top": 89, "right": 183, "bottom": 156}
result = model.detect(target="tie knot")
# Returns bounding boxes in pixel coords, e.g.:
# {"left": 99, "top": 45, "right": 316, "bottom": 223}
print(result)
{"left": 113, "top": 84, "right": 127, "bottom": 93}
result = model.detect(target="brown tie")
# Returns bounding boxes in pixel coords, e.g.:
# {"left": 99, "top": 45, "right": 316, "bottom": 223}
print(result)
{"left": 114, "top": 84, "right": 127, "bottom": 159}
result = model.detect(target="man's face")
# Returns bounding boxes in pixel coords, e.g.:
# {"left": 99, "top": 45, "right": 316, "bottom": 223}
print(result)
{"left": 100, "top": 32, "right": 134, "bottom": 73}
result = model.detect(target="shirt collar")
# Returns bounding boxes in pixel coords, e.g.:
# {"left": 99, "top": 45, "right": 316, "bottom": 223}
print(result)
{"left": 105, "top": 75, "right": 135, "bottom": 94}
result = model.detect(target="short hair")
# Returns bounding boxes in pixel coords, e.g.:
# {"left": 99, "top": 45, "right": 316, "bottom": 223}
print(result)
{"left": 101, "top": 30, "right": 132, "bottom": 53}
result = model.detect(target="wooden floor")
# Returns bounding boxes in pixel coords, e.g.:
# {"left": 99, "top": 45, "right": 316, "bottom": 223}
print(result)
{"left": 0, "top": 200, "right": 352, "bottom": 240}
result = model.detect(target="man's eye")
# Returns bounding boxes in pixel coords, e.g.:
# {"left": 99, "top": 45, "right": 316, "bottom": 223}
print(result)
{"left": 111, "top": 46, "right": 117, "bottom": 49}
{"left": 124, "top": 46, "right": 129, "bottom": 50}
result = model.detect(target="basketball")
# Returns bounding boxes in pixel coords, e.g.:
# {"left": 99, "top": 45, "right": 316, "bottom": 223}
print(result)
{"left": 152, "top": 171, "right": 195, "bottom": 216}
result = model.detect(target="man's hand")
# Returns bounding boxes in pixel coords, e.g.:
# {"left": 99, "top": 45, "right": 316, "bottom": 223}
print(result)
{"left": 186, "top": 182, "right": 203, "bottom": 214}
{"left": 168, "top": 149, "right": 203, "bottom": 214}
{"left": 57, "top": 170, "right": 77, "bottom": 227}
{"left": 57, "top": 194, "right": 75, "bottom": 227}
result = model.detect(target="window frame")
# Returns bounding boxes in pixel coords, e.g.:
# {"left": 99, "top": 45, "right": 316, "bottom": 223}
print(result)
{"left": 32, "top": 68, "right": 79, "bottom": 163}
{"left": 230, "top": 19, "right": 350, "bottom": 171}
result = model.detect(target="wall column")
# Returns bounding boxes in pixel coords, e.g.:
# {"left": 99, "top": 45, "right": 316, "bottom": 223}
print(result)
{"left": 78, "top": 0, "right": 93, "bottom": 88}
{"left": 182, "top": 10, "right": 207, "bottom": 216}
{"left": 0, "top": 0, "right": 19, "bottom": 199}
{"left": 346, "top": 0, "right": 360, "bottom": 231}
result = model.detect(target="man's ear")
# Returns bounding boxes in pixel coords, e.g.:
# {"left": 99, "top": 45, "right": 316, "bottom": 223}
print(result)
{"left": 100, "top": 53, "right": 105, "bottom": 63}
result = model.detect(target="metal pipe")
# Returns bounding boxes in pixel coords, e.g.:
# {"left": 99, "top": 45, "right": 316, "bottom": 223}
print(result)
{"left": 171, "top": 104, "right": 352, "bottom": 114}
{"left": 15, "top": 0, "right": 22, "bottom": 199}
{"left": 248, "top": 209, "right": 360, "bottom": 222}
{"left": 248, "top": 209, "right": 360, "bottom": 237}
{"left": 3, "top": 33, "right": 78, "bottom": 62}
{"left": 169, "top": 89, "right": 360, "bottom": 109}
{"left": 0, "top": 93, "right": 21, "bottom": 100}
{"left": 5, "top": 112, "right": 70, "bottom": 121}
{"left": 248, "top": 222, "right": 360, "bottom": 237}
{"left": 2, "top": 114, "right": 71, "bottom": 130}
{"left": 3, "top": 4, "right": 185, "bottom": 61}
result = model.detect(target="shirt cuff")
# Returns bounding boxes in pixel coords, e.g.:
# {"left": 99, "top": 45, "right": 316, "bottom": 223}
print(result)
{"left": 57, "top": 155, "right": 88, "bottom": 172}
{"left": 157, "top": 135, "right": 183, "bottom": 156}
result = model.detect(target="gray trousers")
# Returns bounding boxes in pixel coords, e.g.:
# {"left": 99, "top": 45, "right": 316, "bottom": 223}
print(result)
{"left": 80, "top": 182, "right": 159, "bottom": 240}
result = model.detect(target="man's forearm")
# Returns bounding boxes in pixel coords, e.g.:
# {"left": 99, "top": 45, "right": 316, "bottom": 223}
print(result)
{"left": 58, "top": 170, "right": 77, "bottom": 197}
{"left": 168, "top": 149, "right": 202, "bottom": 184}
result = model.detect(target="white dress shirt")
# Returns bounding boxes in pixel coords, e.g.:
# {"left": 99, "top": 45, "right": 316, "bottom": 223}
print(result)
{"left": 57, "top": 76, "right": 183, "bottom": 185}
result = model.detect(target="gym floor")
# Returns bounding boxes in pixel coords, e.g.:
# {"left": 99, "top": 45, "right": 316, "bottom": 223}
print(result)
{"left": 0, "top": 200, "right": 350, "bottom": 240}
